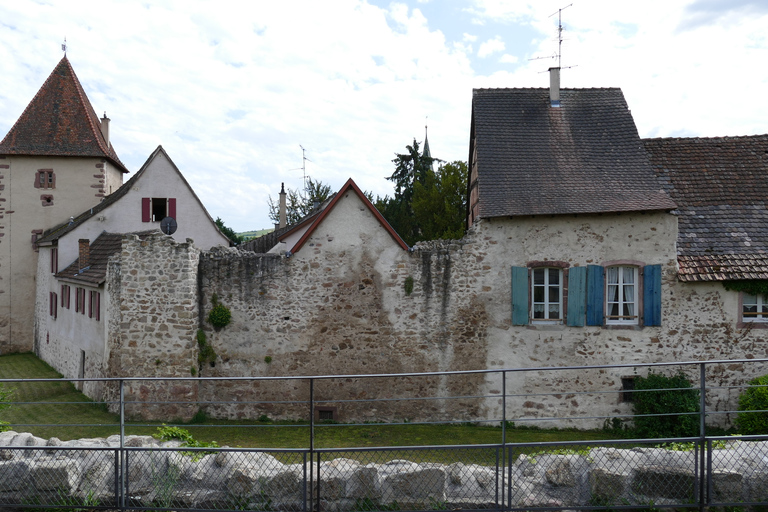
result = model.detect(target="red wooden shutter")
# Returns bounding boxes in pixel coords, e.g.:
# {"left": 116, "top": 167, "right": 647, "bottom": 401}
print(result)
{"left": 168, "top": 198, "right": 176, "bottom": 219}
{"left": 49, "top": 292, "right": 53, "bottom": 316}
{"left": 142, "top": 198, "right": 151, "bottom": 222}
{"left": 88, "top": 291, "right": 93, "bottom": 318}
{"left": 96, "top": 292, "right": 101, "bottom": 321}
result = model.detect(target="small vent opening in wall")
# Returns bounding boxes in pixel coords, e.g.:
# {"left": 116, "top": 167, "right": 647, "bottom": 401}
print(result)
{"left": 315, "top": 406, "right": 338, "bottom": 421}
{"left": 621, "top": 377, "right": 635, "bottom": 402}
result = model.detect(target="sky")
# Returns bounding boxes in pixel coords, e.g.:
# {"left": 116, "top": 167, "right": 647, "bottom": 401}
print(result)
{"left": 1, "top": 0, "right": 768, "bottom": 232}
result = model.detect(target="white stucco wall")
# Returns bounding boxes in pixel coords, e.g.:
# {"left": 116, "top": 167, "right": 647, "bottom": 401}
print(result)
{"left": 0, "top": 155, "right": 123, "bottom": 353}
{"left": 53, "top": 150, "right": 228, "bottom": 267}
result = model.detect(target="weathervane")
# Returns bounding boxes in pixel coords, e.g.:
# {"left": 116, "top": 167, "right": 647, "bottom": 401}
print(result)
{"left": 61, "top": 37, "right": 67, "bottom": 54}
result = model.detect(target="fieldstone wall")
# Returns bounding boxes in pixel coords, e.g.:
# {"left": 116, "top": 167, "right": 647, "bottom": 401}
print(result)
{"left": 104, "top": 233, "right": 201, "bottom": 420}
{"left": 1, "top": 431, "right": 767, "bottom": 510}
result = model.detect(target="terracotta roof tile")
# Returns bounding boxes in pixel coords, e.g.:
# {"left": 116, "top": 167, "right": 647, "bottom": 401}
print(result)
{"left": 56, "top": 231, "right": 156, "bottom": 285}
{"left": 471, "top": 88, "right": 676, "bottom": 217}
{"left": 644, "top": 135, "right": 768, "bottom": 281}
{"left": 0, "top": 56, "right": 127, "bottom": 172}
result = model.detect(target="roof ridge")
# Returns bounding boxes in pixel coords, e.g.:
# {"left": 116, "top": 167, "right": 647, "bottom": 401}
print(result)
{"left": 644, "top": 134, "right": 768, "bottom": 143}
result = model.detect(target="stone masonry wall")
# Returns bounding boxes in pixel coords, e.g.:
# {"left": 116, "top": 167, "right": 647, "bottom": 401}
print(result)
{"left": 104, "top": 233, "right": 201, "bottom": 420}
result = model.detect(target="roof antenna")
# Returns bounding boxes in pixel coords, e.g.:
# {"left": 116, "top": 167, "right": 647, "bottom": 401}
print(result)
{"left": 529, "top": 3, "right": 576, "bottom": 72}
{"left": 61, "top": 37, "right": 67, "bottom": 54}
{"left": 289, "top": 146, "right": 313, "bottom": 194}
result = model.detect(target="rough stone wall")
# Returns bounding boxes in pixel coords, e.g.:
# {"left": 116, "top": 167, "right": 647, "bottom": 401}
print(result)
{"left": 90, "top": 206, "right": 768, "bottom": 426}
{"left": 104, "top": 232, "right": 201, "bottom": 420}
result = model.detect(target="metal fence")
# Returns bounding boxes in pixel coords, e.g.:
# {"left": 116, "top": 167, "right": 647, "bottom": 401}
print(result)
{"left": 1, "top": 358, "right": 768, "bottom": 511}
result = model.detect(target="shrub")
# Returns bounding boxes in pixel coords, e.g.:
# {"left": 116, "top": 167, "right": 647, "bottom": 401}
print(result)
{"left": 632, "top": 371, "right": 700, "bottom": 438}
{"left": 736, "top": 374, "right": 768, "bottom": 434}
{"left": 197, "top": 329, "right": 216, "bottom": 366}
{"left": 207, "top": 303, "right": 231, "bottom": 329}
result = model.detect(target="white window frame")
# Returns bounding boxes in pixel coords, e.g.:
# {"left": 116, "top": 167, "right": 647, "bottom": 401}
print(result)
{"left": 742, "top": 293, "right": 768, "bottom": 323}
{"left": 531, "top": 267, "right": 563, "bottom": 323}
{"left": 605, "top": 266, "right": 638, "bottom": 325}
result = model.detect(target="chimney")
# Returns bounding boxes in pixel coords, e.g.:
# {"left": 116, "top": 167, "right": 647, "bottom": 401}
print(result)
{"left": 279, "top": 183, "right": 287, "bottom": 229}
{"left": 100, "top": 112, "right": 110, "bottom": 146}
{"left": 78, "top": 239, "right": 90, "bottom": 271}
{"left": 549, "top": 67, "right": 561, "bottom": 108}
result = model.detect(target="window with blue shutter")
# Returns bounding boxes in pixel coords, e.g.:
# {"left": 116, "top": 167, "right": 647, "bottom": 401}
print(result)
{"left": 643, "top": 264, "right": 662, "bottom": 326}
{"left": 567, "top": 267, "right": 586, "bottom": 326}
{"left": 511, "top": 266, "right": 529, "bottom": 325}
{"left": 586, "top": 265, "right": 605, "bottom": 326}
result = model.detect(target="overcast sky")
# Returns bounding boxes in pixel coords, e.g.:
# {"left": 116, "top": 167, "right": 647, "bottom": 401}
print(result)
{"left": 1, "top": 0, "right": 767, "bottom": 232}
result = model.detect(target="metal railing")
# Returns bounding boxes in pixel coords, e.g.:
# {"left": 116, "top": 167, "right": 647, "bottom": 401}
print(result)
{"left": 1, "top": 358, "right": 768, "bottom": 511}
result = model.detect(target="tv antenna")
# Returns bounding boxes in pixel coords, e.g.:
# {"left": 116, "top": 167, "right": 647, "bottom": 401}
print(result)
{"left": 61, "top": 37, "right": 67, "bottom": 54}
{"left": 289, "top": 145, "right": 312, "bottom": 193}
{"left": 529, "top": 3, "right": 576, "bottom": 71}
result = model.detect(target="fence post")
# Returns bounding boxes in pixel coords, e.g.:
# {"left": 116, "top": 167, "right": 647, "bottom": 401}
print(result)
{"left": 309, "top": 378, "right": 315, "bottom": 512}
{"left": 501, "top": 370, "right": 507, "bottom": 511}
{"left": 699, "top": 363, "right": 706, "bottom": 512}
{"left": 119, "top": 379, "right": 126, "bottom": 511}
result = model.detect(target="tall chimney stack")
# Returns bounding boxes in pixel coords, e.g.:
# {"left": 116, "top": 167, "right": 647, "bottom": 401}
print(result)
{"left": 100, "top": 112, "right": 110, "bottom": 146}
{"left": 78, "top": 239, "right": 90, "bottom": 272}
{"left": 549, "top": 67, "right": 561, "bottom": 108}
{"left": 279, "top": 183, "right": 287, "bottom": 229}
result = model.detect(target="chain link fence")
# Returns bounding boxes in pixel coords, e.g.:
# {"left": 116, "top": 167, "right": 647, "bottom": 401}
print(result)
{"left": 2, "top": 359, "right": 768, "bottom": 511}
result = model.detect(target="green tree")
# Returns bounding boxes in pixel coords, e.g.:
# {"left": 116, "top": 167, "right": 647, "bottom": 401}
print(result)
{"left": 268, "top": 178, "right": 332, "bottom": 226}
{"left": 412, "top": 161, "right": 467, "bottom": 241}
{"left": 736, "top": 374, "right": 768, "bottom": 434}
{"left": 632, "top": 371, "right": 700, "bottom": 438}
{"left": 377, "top": 139, "right": 466, "bottom": 245}
{"left": 214, "top": 217, "right": 243, "bottom": 246}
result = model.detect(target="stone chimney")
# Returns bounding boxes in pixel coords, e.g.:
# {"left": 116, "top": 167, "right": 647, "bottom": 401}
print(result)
{"left": 100, "top": 112, "right": 110, "bottom": 146}
{"left": 549, "top": 67, "right": 561, "bottom": 108}
{"left": 78, "top": 239, "right": 90, "bottom": 271}
{"left": 279, "top": 183, "right": 287, "bottom": 229}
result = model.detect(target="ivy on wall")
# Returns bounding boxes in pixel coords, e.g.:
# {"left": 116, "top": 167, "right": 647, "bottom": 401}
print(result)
{"left": 723, "top": 280, "right": 768, "bottom": 298}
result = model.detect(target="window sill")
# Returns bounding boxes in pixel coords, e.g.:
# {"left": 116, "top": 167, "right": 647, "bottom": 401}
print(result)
{"left": 527, "top": 323, "right": 565, "bottom": 331}
{"left": 737, "top": 320, "right": 768, "bottom": 329}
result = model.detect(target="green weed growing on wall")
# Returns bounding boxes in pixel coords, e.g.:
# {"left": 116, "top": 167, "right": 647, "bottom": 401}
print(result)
{"left": 723, "top": 280, "right": 768, "bottom": 298}
{"left": 207, "top": 294, "right": 231, "bottom": 329}
{"left": 404, "top": 276, "right": 414, "bottom": 296}
{"left": 197, "top": 329, "right": 216, "bottom": 367}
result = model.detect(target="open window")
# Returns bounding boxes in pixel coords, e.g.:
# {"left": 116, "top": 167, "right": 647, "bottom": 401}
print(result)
{"left": 142, "top": 197, "right": 176, "bottom": 222}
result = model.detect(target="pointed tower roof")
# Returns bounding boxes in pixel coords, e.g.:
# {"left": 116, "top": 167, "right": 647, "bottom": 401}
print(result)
{"left": 0, "top": 56, "right": 128, "bottom": 173}
{"left": 422, "top": 125, "right": 432, "bottom": 160}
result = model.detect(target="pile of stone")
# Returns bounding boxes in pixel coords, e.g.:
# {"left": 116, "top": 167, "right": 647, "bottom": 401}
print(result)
{"left": 1, "top": 431, "right": 767, "bottom": 510}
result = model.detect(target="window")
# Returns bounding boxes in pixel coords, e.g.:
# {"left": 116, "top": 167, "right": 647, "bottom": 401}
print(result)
{"left": 35, "top": 169, "right": 55, "bottom": 189}
{"left": 514, "top": 263, "right": 662, "bottom": 327}
{"left": 50, "top": 248, "right": 58, "bottom": 274}
{"left": 531, "top": 268, "right": 562, "bottom": 322}
{"left": 61, "top": 284, "right": 71, "bottom": 309}
{"left": 606, "top": 266, "right": 638, "bottom": 325}
{"left": 621, "top": 377, "right": 635, "bottom": 402}
{"left": 742, "top": 294, "right": 768, "bottom": 322}
{"left": 89, "top": 291, "right": 100, "bottom": 321}
{"left": 49, "top": 292, "right": 57, "bottom": 319}
{"left": 142, "top": 197, "right": 176, "bottom": 222}
{"left": 75, "top": 287, "right": 86, "bottom": 314}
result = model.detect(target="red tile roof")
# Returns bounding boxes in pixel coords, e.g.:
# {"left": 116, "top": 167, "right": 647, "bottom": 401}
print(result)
{"left": 0, "top": 56, "right": 127, "bottom": 172}
{"left": 644, "top": 135, "right": 768, "bottom": 281}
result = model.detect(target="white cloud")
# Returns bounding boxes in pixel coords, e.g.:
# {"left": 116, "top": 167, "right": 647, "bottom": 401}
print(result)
{"left": 499, "top": 54, "right": 519, "bottom": 64}
{"left": 477, "top": 36, "right": 505, "bottom": 58}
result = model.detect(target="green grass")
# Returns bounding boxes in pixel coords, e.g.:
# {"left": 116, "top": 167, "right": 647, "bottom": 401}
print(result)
{"left": 0, "top": 353, "right": 620, "bottom": 451}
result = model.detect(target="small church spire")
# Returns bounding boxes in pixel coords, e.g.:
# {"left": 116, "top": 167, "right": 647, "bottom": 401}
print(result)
{"left": 61, "top": 37, "right": 67, "bottom": 54}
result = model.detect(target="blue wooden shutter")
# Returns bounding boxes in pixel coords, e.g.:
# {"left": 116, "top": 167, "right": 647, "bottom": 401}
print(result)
{"left": 643, "top": 264, "right": 662, "bottom": 326}
{"left": 567, "top": 267, "right": 587, "bottom": 326}
{"left": 511, "top": 266, "right": 529, "bottom": 325}
{"left": 586, "top": 265, "right": 605, "bottom": 326}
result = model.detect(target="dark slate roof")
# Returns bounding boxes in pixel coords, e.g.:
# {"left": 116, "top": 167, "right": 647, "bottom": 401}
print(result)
{"left": 0, "top": 56, "right": 127, "bottom": 173}
{"left": 471, "top": 88, "right": 676, "bottom": 217}
{"left": 56, "top": 232, "right": 124, "bottom": 286}
{"left": 644, "top": 135, "right": 768, "bottom": 282}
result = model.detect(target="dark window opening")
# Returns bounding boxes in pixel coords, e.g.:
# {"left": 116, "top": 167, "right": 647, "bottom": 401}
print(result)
{"left": 151, "top": 198, "right": 167, "bottom": 222}
{"left": 621, "top": 377, "right": 635, "bottom": 402}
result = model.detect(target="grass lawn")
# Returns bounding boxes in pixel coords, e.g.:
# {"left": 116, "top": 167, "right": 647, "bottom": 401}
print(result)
{"left": 0, "top": 353, "right": 621, "bottom": 450}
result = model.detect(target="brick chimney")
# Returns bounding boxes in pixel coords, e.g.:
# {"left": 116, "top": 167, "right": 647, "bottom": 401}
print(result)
{"left": 549, "top": 67, "right": 561, "bottom": 108}
{"left": 100, "top": 112, "right": 110, "bottom": 146}
{"left": 279, "top": 183, "right": 287, "bottom": 229}
{"left": 78, "top": 239, "right": 90, "bottom": 271}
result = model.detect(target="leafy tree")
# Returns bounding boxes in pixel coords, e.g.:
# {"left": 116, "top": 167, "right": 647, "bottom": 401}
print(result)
{"left": 736, "top": 374, "right": 768, "bottom": 434}
{"left": 377, "top": 139, "right": 466, "bottom": 245}
{"left": 412, "top": 161, "right": 467, "bottom": 241}
{"left": 268, "top": 178, "right": 332, "bottom": 226}
{"left": 214, "top": 217, "right": 243, "bottom": 246}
